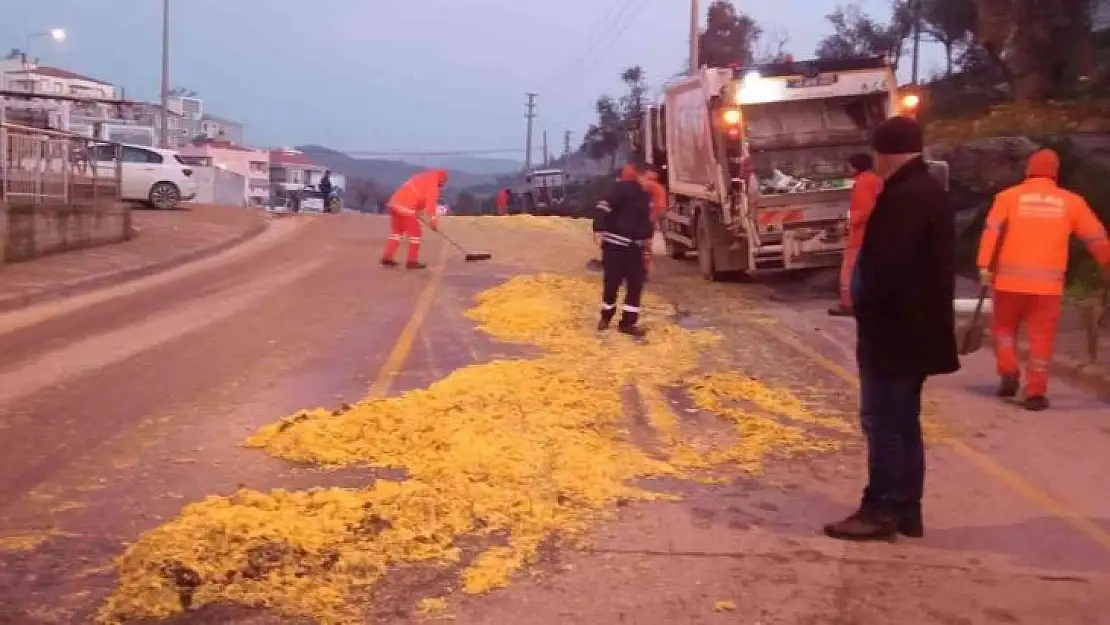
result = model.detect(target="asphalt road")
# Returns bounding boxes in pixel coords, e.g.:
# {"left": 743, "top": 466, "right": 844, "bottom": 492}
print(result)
{"left": 1, "top": 214, "right": 1108, "bottom": 624}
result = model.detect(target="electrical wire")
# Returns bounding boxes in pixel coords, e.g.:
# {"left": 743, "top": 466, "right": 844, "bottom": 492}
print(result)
{"left": 546, "top": 0, "right": 644, "bottom": 86}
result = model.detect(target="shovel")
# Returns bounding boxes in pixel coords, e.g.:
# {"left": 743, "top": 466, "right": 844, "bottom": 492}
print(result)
{"left": 959, "top": 221, "right": 1008, "bottom": 356}
{"left": 1080, "top": 285, "right": 1108, "bottom": 363}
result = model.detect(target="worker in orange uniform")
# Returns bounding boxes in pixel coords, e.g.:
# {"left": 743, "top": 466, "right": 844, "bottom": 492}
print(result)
{"left": 495, "top": 188, "right": 509, "bottom": 216}
{"left": 978, "top": 149, "right": 1110, "bottom": 410}
{"left": 830, "top": 153, "right": 883, "bottom": 316}
{"left": 640, "top": 169, "right": 668, "bottom": 278}
{"left": 381, "top": 169, "right": 448, "bottom": 269}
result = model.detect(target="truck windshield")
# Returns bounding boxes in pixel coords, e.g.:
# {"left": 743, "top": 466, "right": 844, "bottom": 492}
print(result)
{"left": 744, "top": 94, "right": 888, "bottom": 149}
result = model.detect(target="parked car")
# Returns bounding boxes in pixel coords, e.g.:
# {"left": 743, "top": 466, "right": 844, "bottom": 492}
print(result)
{"left": 89, "top": 143, "right": 197, "bottom": 210}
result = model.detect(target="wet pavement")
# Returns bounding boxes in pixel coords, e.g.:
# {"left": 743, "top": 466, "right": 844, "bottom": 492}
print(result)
{"left": 1, "top": 214, "right": 1108, "bottom": 624}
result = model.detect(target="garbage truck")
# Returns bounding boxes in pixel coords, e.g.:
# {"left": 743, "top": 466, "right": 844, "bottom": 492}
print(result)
{"left": 639, "top": 55, "right": 924, "bottom": 280}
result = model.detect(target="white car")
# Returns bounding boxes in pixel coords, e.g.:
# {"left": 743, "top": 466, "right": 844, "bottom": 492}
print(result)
{"left": 90, "top": 143, "right": 198, "bottom": 210}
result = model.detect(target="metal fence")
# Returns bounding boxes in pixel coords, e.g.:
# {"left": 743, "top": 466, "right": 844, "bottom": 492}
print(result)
{"left": 0, "top": 122, "right": 122, "bottom": 206}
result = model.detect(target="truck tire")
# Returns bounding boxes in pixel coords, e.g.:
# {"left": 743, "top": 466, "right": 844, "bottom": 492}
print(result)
{"left": 665, "top": 237, "right": 689, "bottom": 260}
{"left": 697, "top": 217, "right": 723, "bottom": 282}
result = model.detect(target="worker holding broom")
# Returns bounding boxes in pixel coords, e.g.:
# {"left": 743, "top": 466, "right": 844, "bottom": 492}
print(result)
{"left": 640, "top": 169, "right": 668, "bottom": 280}
{"left": 381, "top": 169, "right": 448, "bottom": 269}
{"left": 978, "top": 148, "right": 1110, "bottom": 410}
{"left": 593, "top": 164, "right": 653, "bottom": 337}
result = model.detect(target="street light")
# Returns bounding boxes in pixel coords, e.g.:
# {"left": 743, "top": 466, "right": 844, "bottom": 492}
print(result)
{"left": 23, "top": 28, "right": 67, "bottom": 67}
{"left": 160, "top": 0, "right": 170, "bottom": 148}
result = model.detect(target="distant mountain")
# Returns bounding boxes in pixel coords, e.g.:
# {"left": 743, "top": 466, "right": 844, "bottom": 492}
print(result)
{"left": 295, "top": 145, "right": 501, "bottom": 193}
{"left": 396, "top": 156, "right": 523, "bottom": 176}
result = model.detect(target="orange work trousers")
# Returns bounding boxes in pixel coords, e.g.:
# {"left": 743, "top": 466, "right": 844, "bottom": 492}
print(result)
{"left": 838, "top": 246, "right": 860, "bottom": 308}
{"left": 381, "top": 209, "right": 422, "bottom": 263}
{"left": 991, "top": 290, "right": 1063, "bottom": 397}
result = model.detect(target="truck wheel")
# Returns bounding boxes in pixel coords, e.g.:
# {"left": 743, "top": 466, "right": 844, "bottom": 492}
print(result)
{"left": 665, "top": 237, "right": 688, "bottom": 260}
{"left": 697, "top": 218, "right": 722, "bottom": 281}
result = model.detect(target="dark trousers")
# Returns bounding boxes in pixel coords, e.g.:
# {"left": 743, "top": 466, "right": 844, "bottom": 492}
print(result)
{"left": 858, "top": 365, "right": 926, "bottom": 511}
{"left": 600, "top": 242, "right": 646, "bottom": 327}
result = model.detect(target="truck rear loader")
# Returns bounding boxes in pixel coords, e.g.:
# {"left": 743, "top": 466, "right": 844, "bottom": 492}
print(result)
{"left": 638, "top": 55, "right": 923, "bottom": 281}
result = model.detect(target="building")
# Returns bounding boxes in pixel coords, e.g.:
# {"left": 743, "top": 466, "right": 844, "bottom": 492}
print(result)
{"left": 179, "top": 139, "right": 270, "bottom": 206}
{"left": 0, "top": 55, "right": 116, "bottom": 99}
{"left": 199, "top": 114, "right": 244, "bottom": 145}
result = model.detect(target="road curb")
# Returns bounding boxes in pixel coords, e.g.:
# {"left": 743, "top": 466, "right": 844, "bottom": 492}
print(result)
{"left": 0, "top": 216, "right": 270, "bottom": 314}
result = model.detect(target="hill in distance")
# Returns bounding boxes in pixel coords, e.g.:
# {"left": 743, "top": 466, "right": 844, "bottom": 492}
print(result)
{"left": 396, "top": 155, "right": 523, "bottom": 176}
{"left": 296, "top": 145, "right": 504, "bottom": 192}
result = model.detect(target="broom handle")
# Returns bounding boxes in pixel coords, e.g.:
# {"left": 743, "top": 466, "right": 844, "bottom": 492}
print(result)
{"left": 961, "top": 217, "right": 1008, "bottom": 353}
{"left": 416, "top": 214, "right": 469, "bottom": 253}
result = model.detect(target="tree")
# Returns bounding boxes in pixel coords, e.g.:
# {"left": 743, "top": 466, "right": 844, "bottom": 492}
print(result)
{"left": 973, "top": 0, "right": 1094, "bottom": 100}
{"left": 349, "top": 177, "right": 379, "bottom": 211}
{"left": 814, "top": 2, "right": 903, "bottom": 67}
{"left": 619, "top": 66, "right": 648, "bottom": 128}
{"left": 581, "top": 95, "right": 623, "bottom": 172}
{"left": 756, "top": 28, "right": 791, "bottom": 63}
{"left": 698, "top": 0, "right": 763, "bottom": 68}
{"left": 919, "top": 0, "right": 977, "bottom": 75}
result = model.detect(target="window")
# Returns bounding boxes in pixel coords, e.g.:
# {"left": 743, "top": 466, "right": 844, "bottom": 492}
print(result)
{"left": 122, "top": 146, "right": 164, "bottom": 164}
{"left": 90, "top": 144, "right": 118, "bottom": 162}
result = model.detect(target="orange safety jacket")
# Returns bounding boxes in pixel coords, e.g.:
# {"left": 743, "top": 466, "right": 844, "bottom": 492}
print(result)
{"left": 389, "top": 169, "right": 447, "bottom": 225}
{"left": 642, "top": 178, "right": 668, "bottom": 222}
{"left": 978, "top": 177, "right": 1110, "bottom": 295}
{"left": 846, "top": 170, "right": 882, "bottom": 250}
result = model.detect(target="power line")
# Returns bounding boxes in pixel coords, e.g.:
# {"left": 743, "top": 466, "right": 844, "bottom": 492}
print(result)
{"left": 548, "top": 0, "right": 643, "bottom": 85}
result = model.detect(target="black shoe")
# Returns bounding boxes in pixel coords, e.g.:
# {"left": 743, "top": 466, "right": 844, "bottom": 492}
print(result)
{"left": 827, "top": 306, "right": 854, "bottom": 317}
{"left": 997, "top": 375, "right": 1020, "bottom": 398}
{"left": 897, "top": 504, "right": 924, "bottom": 538}
{"left": 1022, "top": 395, "right": 1050, "bottom": 411}
{"left": 618, "top": 324, "right": 647, "bottom": 338}
{"left": 823, "top": 509, "right": 898, "bottom": 542}
{"left": 597, "top": 316, "right": 612, "bottom": 331}
{"left": 405, "top": 261, "right": 427, "bottom": 269}
{"left": 381, "top": 258, "right": 399, "bottom": 267}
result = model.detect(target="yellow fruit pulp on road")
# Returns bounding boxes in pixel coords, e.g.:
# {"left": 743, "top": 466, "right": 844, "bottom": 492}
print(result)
{"left": 98, "top": 272, "right": 846, "bottom": 624}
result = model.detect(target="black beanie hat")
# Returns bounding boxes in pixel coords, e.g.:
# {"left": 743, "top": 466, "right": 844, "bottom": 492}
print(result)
{"left": 872, "top": 116, "right": 923, "bottom": 155}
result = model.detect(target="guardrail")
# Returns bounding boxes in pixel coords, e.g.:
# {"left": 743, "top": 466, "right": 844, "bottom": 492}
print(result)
{"left": 0, "top": 122, "right": 122, "bottom": 206}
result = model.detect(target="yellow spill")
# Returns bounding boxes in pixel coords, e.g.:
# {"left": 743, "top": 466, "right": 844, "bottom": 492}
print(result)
{"left": 98, "top": 273, "right": 845, "bottom": 624}
{"left": 0, "top": 533, "right": 51, "bottom": 552}
{"left": 714, "top": 600, "right": 737, "bottom": 612}
{"left": 416, "top": 596, "right": 451, "bottom": 618}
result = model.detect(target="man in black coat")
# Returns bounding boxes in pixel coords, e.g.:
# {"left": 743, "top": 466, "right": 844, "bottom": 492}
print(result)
{"left": 824, "top": 116, "right": 960, "bottom": 542}
{"left": 593, "top": 164, "right": 654, "bottom": 337}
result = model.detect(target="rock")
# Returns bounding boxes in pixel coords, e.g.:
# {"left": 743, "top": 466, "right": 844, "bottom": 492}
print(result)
{"left": 926, "top": 136, "right": 1040, "bottom": 196}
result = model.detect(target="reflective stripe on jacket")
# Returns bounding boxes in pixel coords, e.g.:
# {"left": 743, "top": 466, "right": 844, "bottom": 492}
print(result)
{"left": 977, "top": 177, "right": 1110, "bottom": 295}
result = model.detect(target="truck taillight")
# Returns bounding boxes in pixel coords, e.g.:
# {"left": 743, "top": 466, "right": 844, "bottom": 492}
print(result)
{"left": 721, "top": 107, "right": 741, "bottom": 126}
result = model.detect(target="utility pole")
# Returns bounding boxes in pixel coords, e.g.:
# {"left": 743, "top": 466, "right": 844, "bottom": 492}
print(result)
{"left": 524, "top": 93, "right": 537, "bottom": 172}
{"left": 910, "top": 0, "right": 921, "bottom": 84}
{"left": 563, "top": 130, "right": 571, "bottom": 157}
{"left": 542, "top": 130, "right": 549, "bottom": 166}
{"left": 688, "top": 0, "right": 700, "bottom": 75}
{"left": 160, "top": 0, "right": 170, "bottom": 148}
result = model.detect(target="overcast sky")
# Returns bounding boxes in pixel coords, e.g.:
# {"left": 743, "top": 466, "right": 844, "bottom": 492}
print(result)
{"left": 4, "top": 0, "right": 943, "bottom": 158}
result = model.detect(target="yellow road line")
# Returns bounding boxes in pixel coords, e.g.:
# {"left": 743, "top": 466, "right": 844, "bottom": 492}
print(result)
{"left": 366, "top": 246, "right": 449, "bottom": 399}
{"left": 758, "top": 322, "right": 1110, "bottom": 553}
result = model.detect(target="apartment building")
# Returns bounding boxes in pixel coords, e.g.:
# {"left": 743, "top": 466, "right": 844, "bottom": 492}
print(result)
{"left": 179, "top": 139, "right": 270, "bottom": 206}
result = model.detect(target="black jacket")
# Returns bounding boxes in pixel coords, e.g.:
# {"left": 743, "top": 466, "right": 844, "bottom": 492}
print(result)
{"left": 854, "top": 157, "right": 960, "bottom": 377}
{"left": 592, "top": 179, "right": 653, "bottom": 246}
{"left": 319, "top": 175, "right": 333, "bottom": 194}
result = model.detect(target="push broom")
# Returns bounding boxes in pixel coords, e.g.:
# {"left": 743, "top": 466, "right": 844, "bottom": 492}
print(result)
{"left": 419, "top": 216, "right": 492, "bottom": 262}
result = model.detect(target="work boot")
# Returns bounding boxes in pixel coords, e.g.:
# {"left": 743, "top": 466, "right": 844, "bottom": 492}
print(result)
{"left": 381, "top": 258, "right": 399, "bottom": 267}
{"left": 1022, "top": 395, "right": 1050, "bottom": 411}
{"left": 406, "top": 261, "right": 427, "bottom": 270}
{"left": 823, "top": 508, "right": 898, "bottom": 542}
{"left": 897, "top": 503, "right": 924, "bottom": 538}
{"left": 997, "top": 375, "right": 1020, "bottom": 398}
{"left": 597, "top": 311, "right": 615, "bottom": 331}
